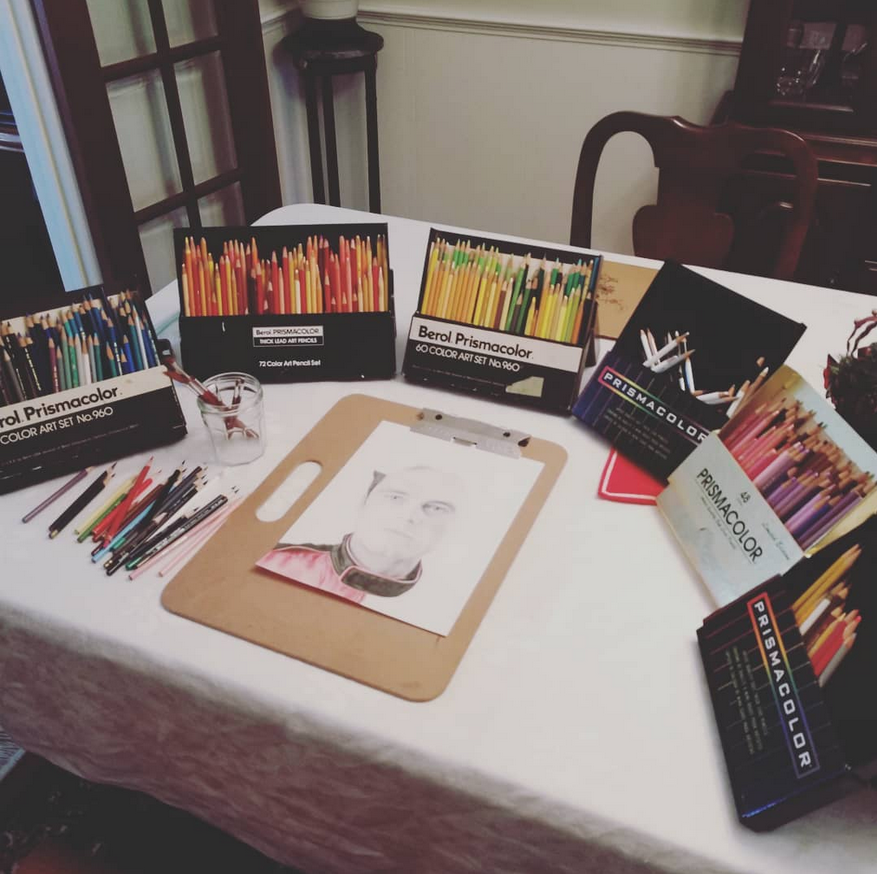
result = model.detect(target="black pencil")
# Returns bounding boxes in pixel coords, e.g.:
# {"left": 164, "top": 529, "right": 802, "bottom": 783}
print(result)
{"left": 125, "top": 494, "right": 228, "bottom": 570}
{"left": 1, "top": 349, "right": 24, "bottom": 403}
{"left": 48, "top": 465, "right": 115, "bottom": 538}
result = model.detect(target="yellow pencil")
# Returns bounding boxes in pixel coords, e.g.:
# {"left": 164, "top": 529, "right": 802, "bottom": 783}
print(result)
{"left": 498, "top": 261, "right": 515, "bottom": 330}
{"left": 425, "top": 247, "right": 445, "bottom": 316}
{"left": 552, "top": 295, "right": 567, "bottom": 342}
{"left": 567, "top": 289, "right": 580, "bottom": 341}
{"left": 446, "top": 259, "right": 463, "bottom": 321}
{"left": 74, "top": 475, "right": 136, "bottom": 535}
{"left": 305, "top": 258, "right": 313, "bottom": 314}
{"left": 460, "top": 257, "right": 477, "bottom": 321}
{"left": 437, "top": 263, "right": 455, "bottom": 319}
{"left": 462, "top": 248, "right": 479, "bottom": 321}
{"left": 463, "top": 249, "right": 482, "bottom": 324}
{"left": 794, "top": 545, "right": 862, "bottom": 621}
{"left": 473, "top": 249, "right": 493, "bottom": 326}
{"left": 215, "top": 268, "right": 223, "bottom": 317}
{"left": 545, "top": 284, "right": 559, "bottom": 339}
{"left": 459, "top": 247, "right": 479, "bottom": 323}
{"left": 484, "top": 272, "right": 501, "bottom": 328}
{"left": 524, "top": 297, "right": 537, "bottom": 336}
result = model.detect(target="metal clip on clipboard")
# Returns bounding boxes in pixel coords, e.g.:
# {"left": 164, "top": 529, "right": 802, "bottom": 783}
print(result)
{"left": 412, "top": 409, "right": 530, "bottom": 458}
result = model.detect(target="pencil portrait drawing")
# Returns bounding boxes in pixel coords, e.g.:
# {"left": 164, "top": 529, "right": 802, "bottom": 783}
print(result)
{"left": 258, "top": 465, "right": 462, "bottom": 603}
{"left": 257, "top": 421, "right": 543, "bottom": 635}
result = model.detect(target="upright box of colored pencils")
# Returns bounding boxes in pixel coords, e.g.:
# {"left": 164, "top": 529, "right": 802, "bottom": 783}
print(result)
{"left": 402, "top": 228, "right": 601, "bottom": 414}
{"left": 175, "top": 225, "right": 395, "bottom": 382}
{"left": 0, "top": 284, "right": 186, "bottom": 494}
{"left": 573, "top": 262, "right": 807, "bottom": 481}
{"left": 698, "top": 513, "right": 877, "bottom": 829}
{"left": 658, "top": 365, "right": 877, "bottom": 606}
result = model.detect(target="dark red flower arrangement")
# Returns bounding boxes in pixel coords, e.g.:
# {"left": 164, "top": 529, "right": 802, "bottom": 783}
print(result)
{"left": 825, "top": 310, "right": 877, "bottom": 449}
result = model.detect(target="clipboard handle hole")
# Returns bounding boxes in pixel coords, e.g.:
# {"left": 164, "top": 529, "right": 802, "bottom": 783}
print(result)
{"left": 255, "top": 461, "right": 323, "bottom": 522}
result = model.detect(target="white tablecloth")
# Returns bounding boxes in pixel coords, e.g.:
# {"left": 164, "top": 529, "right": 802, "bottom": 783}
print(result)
{"left": 2, "top": 204, "right": 876, "bottom": 874}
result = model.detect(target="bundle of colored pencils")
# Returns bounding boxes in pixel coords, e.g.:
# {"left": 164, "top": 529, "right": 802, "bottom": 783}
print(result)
{"left": 792, "top": 543, "right": 863, "bottom": 686}
{"left": 419, "top": 238, "right": 597, "bottom": 344}
{"left": 0, "top": 291, "right": 159, "bottom": 407}
{"left": 181, "top": 234, "right": 390, "bottom": 317}
{"left": 722, "top": 396, "right": 876, "bottom": 549}
{"left": 24, "top": 457, "right": 241, "bottom": 579}
{"left": 639, "top": 327, "right": 770, "bottom": 418}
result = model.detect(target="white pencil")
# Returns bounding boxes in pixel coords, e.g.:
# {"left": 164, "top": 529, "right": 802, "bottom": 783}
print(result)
{"left": 643, "top": 332, "right": 688, "bottom": 368}
{"left": 652, "top": 349, "right": 695, "bottom": 374}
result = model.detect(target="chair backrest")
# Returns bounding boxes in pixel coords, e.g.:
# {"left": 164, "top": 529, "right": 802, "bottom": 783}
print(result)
{"left": 570, "top": 111, "right": 818, "bottom": 281}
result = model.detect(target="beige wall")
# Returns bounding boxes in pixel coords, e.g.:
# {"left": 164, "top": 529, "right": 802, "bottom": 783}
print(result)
{"left": 19, "top": 0, "right": 749, "bottom": 287}
{"left": 363, "top": 0, "right": 748, "bottom": 40}
{"left": 283, "top": 1, "right": 747, "bottom": 253}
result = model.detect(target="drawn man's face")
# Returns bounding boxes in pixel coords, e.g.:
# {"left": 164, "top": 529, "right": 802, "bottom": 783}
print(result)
{"left": 354, "top": 467, "right": 459, "bottom": 567}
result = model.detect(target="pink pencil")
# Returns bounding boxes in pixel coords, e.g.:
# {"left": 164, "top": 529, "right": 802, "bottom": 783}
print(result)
{"left": 726, "top": 400, "right": 790, "bottom": 455}
{"left": 127, "top": 496, "right": 240, "bottom": 580}
{"left": 157, "top": 497, "right": 242, "bottom": 578}
{"left": 753, "top": 447, "right": 802, "bottom": 490}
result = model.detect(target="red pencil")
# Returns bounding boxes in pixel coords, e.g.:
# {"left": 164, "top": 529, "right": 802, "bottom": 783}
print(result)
{"left": 101, "top": 458, "right": 152, "bottom": 544}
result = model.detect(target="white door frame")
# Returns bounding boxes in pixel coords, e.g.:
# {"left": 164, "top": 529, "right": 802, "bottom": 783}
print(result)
{"left": 0, "top": 0, "right": 101, "bottom": 290}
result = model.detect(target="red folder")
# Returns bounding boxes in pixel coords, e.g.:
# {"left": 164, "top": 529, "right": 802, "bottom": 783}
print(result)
{"left": 598, "top": 449, "right": 665, "bottom": 505}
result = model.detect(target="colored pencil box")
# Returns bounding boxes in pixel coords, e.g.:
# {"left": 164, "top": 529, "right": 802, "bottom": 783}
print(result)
{"left": 573, "top": 261, "right": 807, "bottom": 481}
{"left": 402, "top": 227, "right": 601, "bottom": 415}
{"left": 658, "top": 365, "right": 877, "bottom": 606}
{"left": 0, "top": 283, "right": 187, "bottom": 494}
{"left": 175, "top": 224, "right": 396, "bottom": 382}
{"left": 698, "top": 513, "right": 877, "bottom": 830}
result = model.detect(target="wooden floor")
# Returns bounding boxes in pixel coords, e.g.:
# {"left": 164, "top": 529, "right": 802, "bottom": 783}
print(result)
{"left": 17, "top": 840, "right": 120, "bottom": 874}
{"left": 0, "top": 753, "right": 303, "bottom": 874}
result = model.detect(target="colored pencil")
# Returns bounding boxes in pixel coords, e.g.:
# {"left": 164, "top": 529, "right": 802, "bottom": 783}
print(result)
{"left": 48, "top": 465, "right": 115, "bottom": 539}
{"left": 22, "top": 468, "right": 90, "bottom": 523}
{"left": 180, "top": 234, "right": 391, "bottom": 316}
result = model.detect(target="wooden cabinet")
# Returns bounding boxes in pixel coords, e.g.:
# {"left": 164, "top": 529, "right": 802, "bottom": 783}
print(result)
{"left": 717, "top": 0, "right": 877, "bottom": 294}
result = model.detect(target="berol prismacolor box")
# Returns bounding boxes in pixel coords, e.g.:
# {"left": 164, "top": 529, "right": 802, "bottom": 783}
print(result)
{"left": 0, "top": 283, "right": 186, "bottom": 494}
{"left": 658, "top": 365, "right": 877, "bottom": 606}
{"left": 175, "top": 224, "right": 396, "bottom": 382}
{"left": 698, "top": 514, "right": 877, "bottom": 829}
{"left": 573, "top": 262, "right": 806, "bottom": 480}
{"left": 402, "top": 228, "right": 601, "bottom": 414}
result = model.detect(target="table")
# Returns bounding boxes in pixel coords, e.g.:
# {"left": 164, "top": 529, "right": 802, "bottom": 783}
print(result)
{"left": 2, "top": 204, "right": 877, "bottom": 874}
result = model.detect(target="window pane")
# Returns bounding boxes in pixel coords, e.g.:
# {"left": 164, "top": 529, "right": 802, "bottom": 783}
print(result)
{"left": 176, "top": 52, "right": 237, "bottom": 185}
{"left": 199, "top": 183, "right": 245, "bottom": 226}
{"left": 107, "top": 71, "right": 182, "bottom": 211}
{"left": 86, "top": 0, "right": 156, "bottom": 66}
{"left": 138, "top": 206, "right": 189, "bottom": 293}
{"left": 162, "top": 0, "right": 218, "bottom": 47}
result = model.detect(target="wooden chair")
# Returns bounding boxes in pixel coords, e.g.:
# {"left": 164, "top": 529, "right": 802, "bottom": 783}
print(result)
{"left": 570, "top": 111, "right": 818, "bottom": 281}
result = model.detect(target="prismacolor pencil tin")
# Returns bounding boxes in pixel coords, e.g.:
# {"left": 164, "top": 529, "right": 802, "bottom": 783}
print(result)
{"left": 0, "top": 282, "right": 186, "bottom": 494}
{"left": 402, "top": 227, "right": 601, "bottom": 415}
{"left": 175, "top": 225, "right": 396, "bottom": 383}
{"left": 698, "top": 513, "right": 877, "bottom": 829}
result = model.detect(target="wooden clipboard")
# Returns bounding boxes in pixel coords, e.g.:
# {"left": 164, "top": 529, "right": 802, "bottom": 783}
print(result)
{"left": 161, "top": 394, "right": 567, "bottom": 701}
